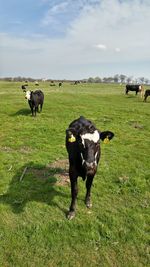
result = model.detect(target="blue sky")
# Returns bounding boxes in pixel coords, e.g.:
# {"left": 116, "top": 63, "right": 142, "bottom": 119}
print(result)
{"left": 0, "top": 0, "right": 150, "bottom": 80}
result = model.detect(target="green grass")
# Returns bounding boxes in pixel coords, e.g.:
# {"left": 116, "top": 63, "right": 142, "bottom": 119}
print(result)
{"left": 0, "top": 81, "right": 150, "bottom": 267}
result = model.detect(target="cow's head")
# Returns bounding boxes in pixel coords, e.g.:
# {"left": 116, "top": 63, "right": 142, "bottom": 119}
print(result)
{"left": 25, "top": 90, "right": 31, "bottom": 100}
{"left": 79, "top": 130, "right": 114, "bottom": 175}
{"left": 66, "top": 128, "right": 100, "bottom": 175}
{"left": 79, "top": 130, "right": 100, "bottom": 175}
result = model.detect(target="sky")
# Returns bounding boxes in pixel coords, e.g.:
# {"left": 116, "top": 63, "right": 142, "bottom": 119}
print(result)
{"left": 0, "top": 0, "right": 150, "bottom": 80}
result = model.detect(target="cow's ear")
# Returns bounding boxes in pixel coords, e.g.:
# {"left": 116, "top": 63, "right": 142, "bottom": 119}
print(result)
{"left": 66, "top": 129, "right": 76, "bottom": 143}
{"left": 100, "top": 131, "right": 114, "bottom": 143}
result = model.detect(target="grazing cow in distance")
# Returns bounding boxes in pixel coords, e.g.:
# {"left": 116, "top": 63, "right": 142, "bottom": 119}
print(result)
{"left": 74, "top": 80, "right": 80, "bottom": 85}
{"left": 125, "top": 84, "right": 144, "bottom": 98}
{"left": 50, "top": 81, "right": 56, "bottom": 86}
{"left": 25, "top": 90, "right": 44, "bottom": 116}
{"left": 144, "top": 89, "right": 150, "bottom": 102}
{"left": 35, "top": 81, "right": 39, "bottom": 86}
{"left": 66, "top": 116, "right": 114, "bottom": 219}
{"left": 21, "top": 85, "right": 27, "bottom": 92}
{"left": 59, "top": 82, "right": 62, "bottom": 87}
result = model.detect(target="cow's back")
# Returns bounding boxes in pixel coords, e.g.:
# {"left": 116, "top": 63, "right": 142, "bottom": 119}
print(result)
{"left": 32, "top": 90, "right": 44, "bottom": 104}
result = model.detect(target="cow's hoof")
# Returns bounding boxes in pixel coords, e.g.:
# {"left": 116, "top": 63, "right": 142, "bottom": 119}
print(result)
{"left": 86, "top": 201, "right": 92, "bottom": 209}
{"left": 67, "top": 211, "right": 75, "bottom": 220}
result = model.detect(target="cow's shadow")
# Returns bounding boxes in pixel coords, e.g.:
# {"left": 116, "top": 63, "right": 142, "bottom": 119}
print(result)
{"left": 11, "top": 108, "right": 31, "bottom": 116}
{"left": 126, "top": 94, "right": 137, "bottom": 98}
{"left": 0, "top": 162, "right": 68, "bottom": 215}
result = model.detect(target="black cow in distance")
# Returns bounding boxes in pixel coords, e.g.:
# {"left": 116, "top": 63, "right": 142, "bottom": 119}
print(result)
{"left": 125, "top": 84, "right": 144, "bottom": 97}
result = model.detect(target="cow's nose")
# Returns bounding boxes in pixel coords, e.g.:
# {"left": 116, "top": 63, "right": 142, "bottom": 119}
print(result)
{"left": 86, "top": 162, "right": 95, "bottom": 169}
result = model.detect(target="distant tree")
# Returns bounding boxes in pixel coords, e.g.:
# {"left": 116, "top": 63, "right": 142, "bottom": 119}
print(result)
{"left": 82, "top": 79, "right": 88, "bottom": 83}
{"left": 94, "top": 76, "right": 102, "bottom": 83}
{"left": 120, "top": 74, "right": 126, "bottom": 83}
{"left": 114, "top": 74, "right": 119, "bottom": 83}
{"left": 102, "top": 77, "right": 107, "bottom": 83}
{"left": 4, "top": 77, "right": 12, "bottom": 82}
{"left": 144, "top": 79, "right": 149, "bottom": 84}
{"left": 138, "top": 77, "right": 145, "bottom": 84}
{"left": 126, "top": 76, "right": 133, "bottom": 84}
{"left": 103, "top": 77, "right": 113, "bottom": 83}
{"left": 107, "top": 77, "right": 114, "bottom": 83}
{"left": 88, "top": 77, "right": 95, "bottom": 83}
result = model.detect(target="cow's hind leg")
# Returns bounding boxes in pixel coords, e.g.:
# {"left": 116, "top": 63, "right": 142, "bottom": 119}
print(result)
{"left": 40, "top": 103, "right": 43, "bottom": 112}
{"left": 34, "top": 106, "right": 38, "bottom": 116}
{"left": 67, "top": 169, "right": 78, "bottom": 220}
{"left": 144, "top": 95, "right": 147, "bottom": 102}
{"left": 85, "top": 175, "right": 94, "bottom": 208}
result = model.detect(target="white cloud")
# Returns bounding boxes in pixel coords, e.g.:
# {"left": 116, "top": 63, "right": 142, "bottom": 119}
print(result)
{"left": 94, "top": 44, "right": 107, "bottom": 50}
{"left": 115, "top": 48, "right": 120, "bottom": 52}
{"left": 42, "top": 1, "right": 68, "bottom": 25}
{"left": 66, "top": 0, "right": 150, "bottom": 61}
{"left": 50, "top": 2, "right": 68, "bottom": 13}
{"left": 41, "top": 0, "right": 100, "bottom": 28}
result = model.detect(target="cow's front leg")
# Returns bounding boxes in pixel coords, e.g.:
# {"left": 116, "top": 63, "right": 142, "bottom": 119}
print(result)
{"left": 85, "top": 175, "right": 94, "bottom": 208}
{"left": 31, "top": 107, "right": 34, "bottom": 116}
{"left": 67, "top": 168, "right": 78, "bottom": 220}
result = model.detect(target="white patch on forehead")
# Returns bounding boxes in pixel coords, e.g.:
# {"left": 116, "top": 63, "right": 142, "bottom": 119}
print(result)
{"left": 25, "top": 91, "right": 31, "bottom": 100}
{"left": 81, "top": 130, "right": 99, "bottom": 146}
{"left": 139, "top": 85, "right": 141, "bottom": 90}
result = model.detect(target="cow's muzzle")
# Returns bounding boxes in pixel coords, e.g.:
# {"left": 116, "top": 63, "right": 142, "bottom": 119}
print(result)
{"left": 85, "top": 162, "right": 97, "bottom": 175}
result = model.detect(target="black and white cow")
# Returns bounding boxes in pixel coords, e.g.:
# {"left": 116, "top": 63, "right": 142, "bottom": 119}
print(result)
{"left": 125, "top": 84, "right": 144, "bottom": 97}
{"left": 144, "top": 89, "right": 150, "bottom": 102}
{"left": 25, "top": 90, "right": 44, "bottom": 116}
{"left": 66, "top": 116, "right": 114, "bottom": 219}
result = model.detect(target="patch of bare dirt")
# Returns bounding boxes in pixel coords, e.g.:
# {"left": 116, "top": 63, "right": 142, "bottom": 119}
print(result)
{"left": 1, "top": 146, "right": 33, "bottom": 154}
{"left": 20, "top": 146, "right": 33, "bottom": 154}
{"left": 128, "top": 121, "right": 144, "bottom": 129}
{"left": 47, "top": 159, "right": 70, "bottom": 186}
{"left": 49, "top": 159, "right": 69, "bottom": 170}
{"left": 21, "top": 159, "right": 70, "bottom": 186}
{"left": 0, "top": 146, "right": 13, "bottom": 152}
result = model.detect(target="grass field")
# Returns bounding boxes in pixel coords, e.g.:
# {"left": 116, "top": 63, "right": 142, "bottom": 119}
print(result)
{"left": 0, "top": 81, "right": 149, "bottom": 267}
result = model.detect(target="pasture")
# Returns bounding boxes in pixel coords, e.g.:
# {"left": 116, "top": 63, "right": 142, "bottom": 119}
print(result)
{"left": 0, "top": 81, "right": 149, "bottom": 267}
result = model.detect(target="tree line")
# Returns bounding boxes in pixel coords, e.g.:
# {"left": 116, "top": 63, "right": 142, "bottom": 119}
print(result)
{"left": 0, "top": 74, "right": 149, "bottom": 84}
{"left": 86, "top": 74, "right": 150, "bottom": 84}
